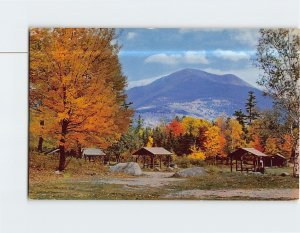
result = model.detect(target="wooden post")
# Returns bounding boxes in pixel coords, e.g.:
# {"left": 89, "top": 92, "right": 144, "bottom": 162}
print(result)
{"left": 230, "top": 156, "right": 233, "bottom": 172}
{"left": 151, "top": 156, "right": 154, "bottom": 169}
{"left": 270, "top": 157, "right": 272, "bottom": 167}
{"left": 143, "top": 155, "right": 146, "bottom": 168}
{"left": 241, "top": 156, "right": 243, "bottom": 172}
{"left": 167, "top": 155, "right": 171, "bottom": 167}
{"left": 159, "top": 156, "right": 162, "bottom": 169}
{"left": 235, "top": 158, "right": 238, "bottom": 171}
{"left": 253, "top": 158, "right": 256, "bottom": 172}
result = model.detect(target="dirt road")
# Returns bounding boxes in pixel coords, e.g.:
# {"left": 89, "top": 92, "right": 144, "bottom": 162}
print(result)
{"left": 93, "top": 172, "right": 184, "bottom": 187}
{"left": 163, "top": 188, "right": 299, "bottom": 200}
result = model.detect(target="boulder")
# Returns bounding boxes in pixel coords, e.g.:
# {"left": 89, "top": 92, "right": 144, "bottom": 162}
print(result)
{"left": 173, "top": 167, "right": 207, "bottom": 177}
{"left": 280, "top": 172, "right": 289, "bottom": 177}
{"left": 110, "top": 162, "right": 142, "bottom": 176}
{"left": 54, "top": 170, "right": 63, "bottom": 175}
{"left": 253, "top": 172, "right": 264, "bottom": 175}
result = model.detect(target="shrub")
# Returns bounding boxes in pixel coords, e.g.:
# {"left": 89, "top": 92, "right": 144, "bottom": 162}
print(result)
{"left": 174, "top": 155, "right": 206, "bottom": 168}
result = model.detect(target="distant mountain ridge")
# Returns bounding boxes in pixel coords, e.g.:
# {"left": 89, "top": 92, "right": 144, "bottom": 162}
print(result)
{"left": 127, "top": 68, "right": 272, "bottom": 126}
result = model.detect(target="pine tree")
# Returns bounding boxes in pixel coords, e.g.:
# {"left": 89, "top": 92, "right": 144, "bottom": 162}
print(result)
{"left": 245, "top": 91, "right": 259, "bottom": 124}
{"left": 233, "top": 109, "right": 246, "bottom": 128}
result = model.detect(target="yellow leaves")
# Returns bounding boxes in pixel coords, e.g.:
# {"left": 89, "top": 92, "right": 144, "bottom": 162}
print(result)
{"left": 57, "top": 112, "right": 69, "bottom": 122}
{"left": 204, "top": 125, "right": 222, "bottom": 157}
{"left": 265, "top": 137, "right": 279, "bottom": 155}
{"left": 182, "top": 116, "right": 211, "bottom": 136}
{"left": 29, "top": 28, "right": 133, "bottom": 151}
{"left": 225, "top": 119, "right": 245, "bottom": 152}
{"left": 146, "top": 136, "right": 153, "bottom": 147}
{"left": 187, "top": 145, "right": 206, "bottom": 161}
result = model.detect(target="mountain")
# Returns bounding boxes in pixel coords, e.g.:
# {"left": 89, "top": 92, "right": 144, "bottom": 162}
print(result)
{"left": 126, "top": 68, "right": 272, "bottom": 126}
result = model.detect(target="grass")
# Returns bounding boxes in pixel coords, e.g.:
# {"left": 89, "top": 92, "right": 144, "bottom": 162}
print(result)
{"left": 28, "top": 153, "right": 299, "bottom": 200}
{"left": 167, "top": 169, "right": 299, "bottom": 191}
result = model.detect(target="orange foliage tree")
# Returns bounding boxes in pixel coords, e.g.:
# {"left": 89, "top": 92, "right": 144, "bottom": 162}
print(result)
{"left": 249, "top": 134, "right": 264, "bottom": 152}
{"left": 204, "top": 125, "right": 223, "bottom": 157}
{"left": 280, "top": 134, "right": 293, "bottom": 158}
{"left": 166, "top": 119, "right": 184, "bottom": 137}
{"left": 265, "top": 137, "right": 279, "bottom": 155}
{"left": 30, "top": 28, "right": 132, "bottom": 171}
{"left": 225, "top": 119, "right": 245, "bottom": 152}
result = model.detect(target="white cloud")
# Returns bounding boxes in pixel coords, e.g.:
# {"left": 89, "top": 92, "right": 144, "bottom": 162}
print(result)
{"left": 233, "top": 29, "right": 259, "bottom": 47}
{"left": 144, "top": 51, "right": 209, "bottom": 65}
{"left": 213, "top": 49, "right": 251, "bottom": 61}
{"left": 126, "top": 32, "right": 137, "bottom": 40}
{"left": 184, "top": 51, "right": 209, "bottom": 64}
{"left": 127, "top": 75, "right": 164, "bottom": 89}
{"left": 179, "top": 28, "right": 224, "bottom": 33}
{"left": 144, "top": 53, "right": 181, "bottom": 65}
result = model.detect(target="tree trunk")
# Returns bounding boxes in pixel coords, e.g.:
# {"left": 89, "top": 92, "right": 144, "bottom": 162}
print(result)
{"left": 58, "top": 144, "right": 66, "bottom": 171}
{"left": 37, "top": 136, "right": 43, "bottom": 152}
{"left": 37, "top": 120, "right": 44, "bottom": 152}
{"left": 58, "top": 119, "right": 68, "bottom": 171}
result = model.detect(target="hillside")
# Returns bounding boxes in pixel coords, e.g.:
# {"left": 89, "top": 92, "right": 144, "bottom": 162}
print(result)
{"left": 127, "top": 68, "right": 272, "bottom": 126}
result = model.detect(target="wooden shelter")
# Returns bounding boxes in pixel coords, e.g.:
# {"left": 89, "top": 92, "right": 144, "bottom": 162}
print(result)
{"left": 132, "top": 147, "right": 173, "bottom": 169}
{"left": 229, "top": 148, "right": 269, "bottom": 173}
{"left": 81, "top": 148, "right": 106, "bottom": 162}
{"left": 265, "top": 153, "right": 287, "bottom": 167}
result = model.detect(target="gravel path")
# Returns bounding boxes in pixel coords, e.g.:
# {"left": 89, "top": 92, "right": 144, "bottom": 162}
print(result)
{"left": 163, "top": 189, "right": 299, "bottom": 200}
{"left": 92, "top": 172, "right": 184, "bottom": 187}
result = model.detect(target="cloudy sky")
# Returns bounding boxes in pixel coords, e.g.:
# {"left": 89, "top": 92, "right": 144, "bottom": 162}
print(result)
{"left": 116, "top": 29, "right": 261, "bottom": 89}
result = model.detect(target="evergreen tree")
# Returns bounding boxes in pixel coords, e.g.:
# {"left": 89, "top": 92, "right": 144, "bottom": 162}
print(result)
{"left": 233, "top": 109, "right": 246, "bottom": 128}
{"left": 245, "top": 91, "right": 259, "bottom": 124}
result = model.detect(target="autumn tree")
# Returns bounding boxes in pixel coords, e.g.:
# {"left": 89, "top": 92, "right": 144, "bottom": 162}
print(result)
{"left": 166, "top": 119, "right": 184, "bottom": 137}
{"left": 187, "top": 144, "right": 205, "bottom": 161}
{"left": 30, "top": 28, "right": 132, "bottom": 171}
{"left": 181, "top": 117, "right": 210, "bottom": 137}
{"left": 225, "top": 119, "right": 245, "bottom": 153}
{"left": 280, "top": 134, "right": 293, "bottom": 159}
{"left": 248, "top": 134, "right": 264, "bottom": 152}
{"left": 204, "top": 125, "right": 222, "bottom": 157}
{"left": 265, "top": 137, "right": 279, "bottom": 155}
{"left": 146, "top": 136, "right": 154, "bottom": 147}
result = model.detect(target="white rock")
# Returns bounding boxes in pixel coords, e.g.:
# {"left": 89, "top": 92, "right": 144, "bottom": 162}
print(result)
{"left": 110, "top": 162, "right": 142, "bottom": 176}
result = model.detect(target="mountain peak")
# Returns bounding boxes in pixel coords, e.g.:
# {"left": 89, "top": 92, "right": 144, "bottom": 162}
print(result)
{"left": 126, "top": 69, "right": 271, "bottom": 126}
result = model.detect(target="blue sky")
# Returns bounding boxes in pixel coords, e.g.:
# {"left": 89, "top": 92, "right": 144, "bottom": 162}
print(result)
{"left": 116, "top": 29, "right": 261, "bottom": 89}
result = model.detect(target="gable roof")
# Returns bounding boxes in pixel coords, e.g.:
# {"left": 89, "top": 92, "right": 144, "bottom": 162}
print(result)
{"left": 82, "top": 148, "right": 106, "bottom": 156}
{"left": 272, "top": 153, "right": 287, "bottom": 160}
{"left": 242, "top": 148, "right": 269, "bottom": 157}
{"left": 133, "top": 147, "right": 172, "bottom": 156}
{"left": 230, "top": 147, "right": 269, "bottom": 158}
